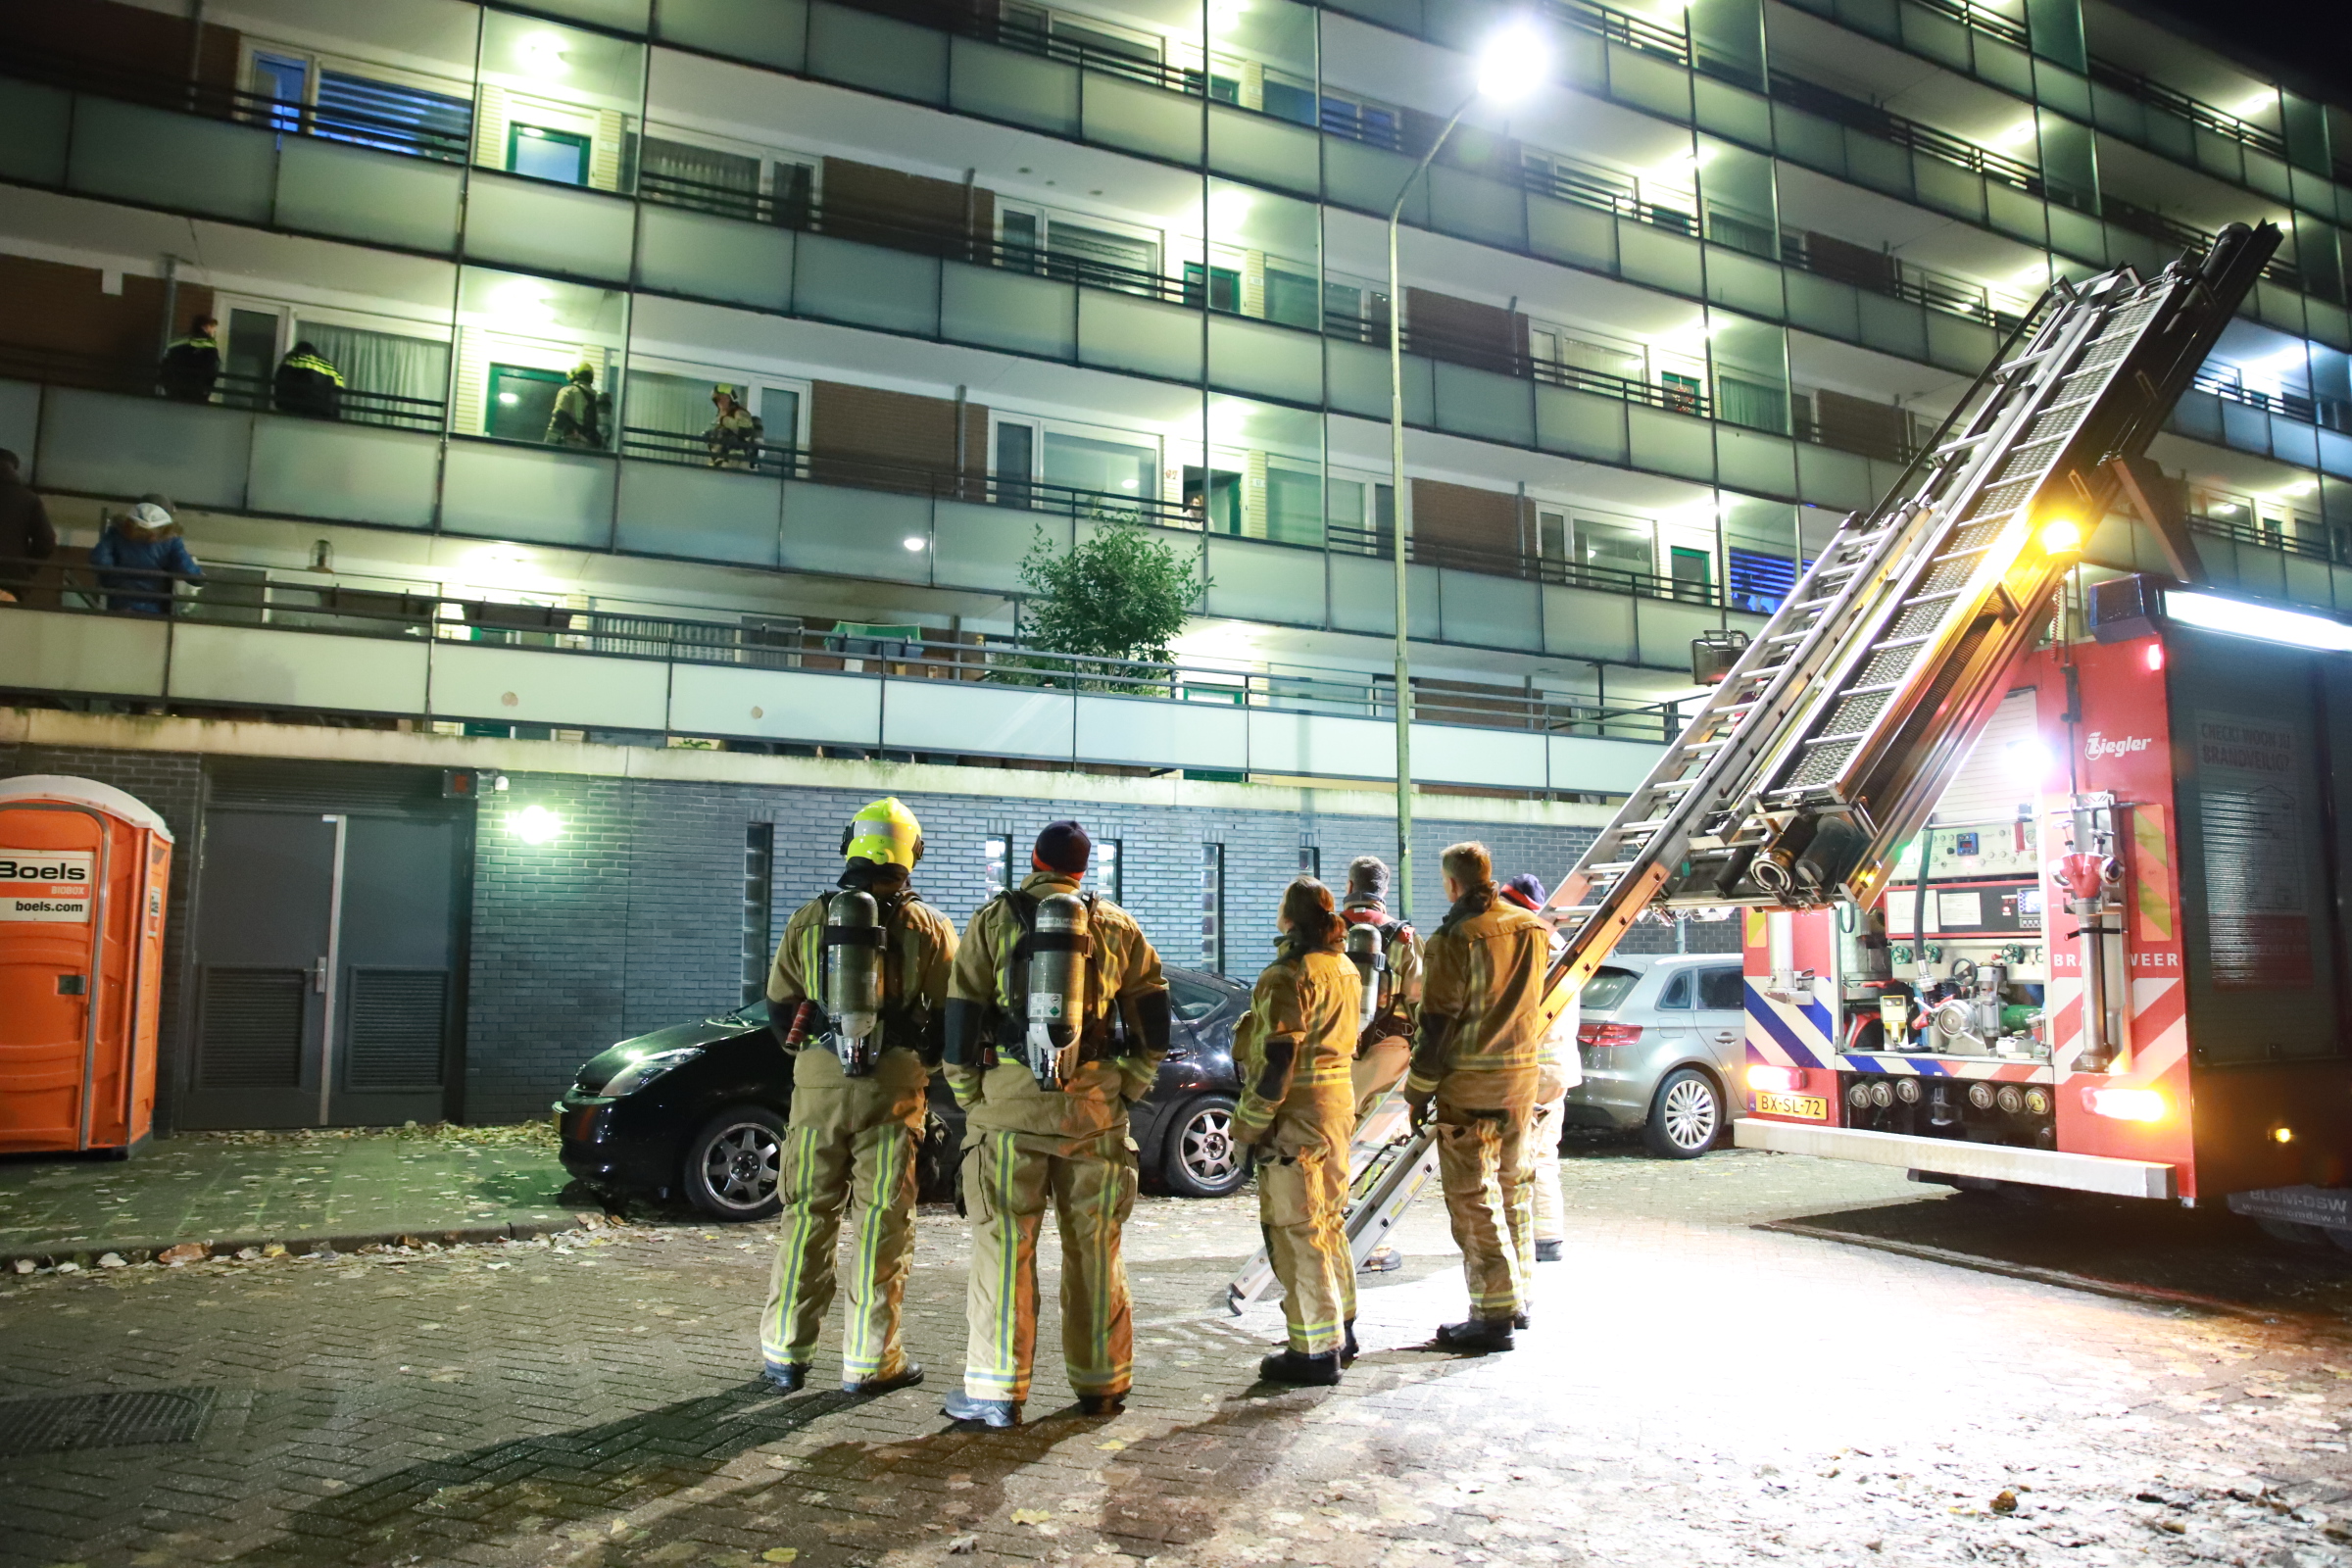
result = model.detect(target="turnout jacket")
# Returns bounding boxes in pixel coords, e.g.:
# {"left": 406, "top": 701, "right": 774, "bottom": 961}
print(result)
{"left": 1231, "top": 938, "right": 1358, "bottom": 1142}
{"left": 945, "top": 870, "right": 1170, "bottom": 1144}
{"left": 766, "top": 867, "right": 957, "bottom": 1089}
{"left": 1339, "top": 898, "right": 1423, "bottom": 1044}
{"left": 1404, "top": 887, "right": 1551, "bottom": 1102}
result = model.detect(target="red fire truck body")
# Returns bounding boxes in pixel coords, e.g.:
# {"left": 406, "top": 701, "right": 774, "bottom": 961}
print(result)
{"left": 1735, "top": 593, "right": 2352, "bottom": 1215}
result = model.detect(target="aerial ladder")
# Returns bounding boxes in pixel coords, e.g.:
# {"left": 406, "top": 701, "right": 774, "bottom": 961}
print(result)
{"left": 1229, "top": 221, "right": 2279, "bottom": 1315}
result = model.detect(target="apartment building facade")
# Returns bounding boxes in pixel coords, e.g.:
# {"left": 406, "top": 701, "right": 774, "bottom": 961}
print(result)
{"left": 1, "top": 0, "right": 2345, "bottom": 1129}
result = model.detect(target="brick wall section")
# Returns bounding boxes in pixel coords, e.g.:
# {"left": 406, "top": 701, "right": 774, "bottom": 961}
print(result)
{"left": 0, "top": 254, "right": 215, "bottom": 373}
{"left": 461, "top": 777, "right": 1620, "bottom": 1123}
{"left": 808, "top": 381, "right": 987, "bottom": 493}
{"left": 0, "top": 742, "right": 205, "bottom": 1130}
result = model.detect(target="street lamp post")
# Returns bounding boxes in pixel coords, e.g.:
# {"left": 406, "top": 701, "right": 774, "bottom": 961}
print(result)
{"left": 1384, "top": 22, "right": 1549, "bottom": 920}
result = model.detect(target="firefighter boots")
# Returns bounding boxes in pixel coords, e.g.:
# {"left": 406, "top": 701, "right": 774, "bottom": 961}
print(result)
{"left": 1434, "top": 1317, "right": 1516, "bottom": 1352}
{"left": 844, "top": 1361, "right": 924, "bottom": 1396}
{"left": 1259, "top": 1348, "right": 1343, "bottom": 1386}
{"left": 942, "top": 1391, "right": 1021, "bottom": 1427}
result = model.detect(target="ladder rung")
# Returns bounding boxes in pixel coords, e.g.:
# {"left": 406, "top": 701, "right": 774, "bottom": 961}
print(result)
{"left": 1803, "top": 730, "right": 1872, "bottom": 747}
{"left": 1870, "top": 634, "right": 1932, "bottom": 653}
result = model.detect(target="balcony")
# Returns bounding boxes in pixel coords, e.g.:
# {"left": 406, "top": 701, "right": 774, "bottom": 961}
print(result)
{"left": 0, "top": 565, "right": 1679, "bottom": 794}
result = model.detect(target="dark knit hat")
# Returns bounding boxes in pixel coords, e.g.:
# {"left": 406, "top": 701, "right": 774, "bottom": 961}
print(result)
{"left": 1346, "top": 855, "right": 1391, "bottom": 903}
{"left": 1505, "top": 872, "right": 1548, "bottom": 907}
{"left": 1032, "top": 819, "right": 1091, "bottom": 875}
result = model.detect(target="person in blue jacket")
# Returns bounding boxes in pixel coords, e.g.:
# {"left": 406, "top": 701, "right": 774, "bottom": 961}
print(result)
{"left": 88, "top": 503, "right": 202, "bottom": 615}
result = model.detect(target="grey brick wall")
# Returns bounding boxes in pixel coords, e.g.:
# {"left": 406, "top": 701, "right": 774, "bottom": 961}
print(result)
{"left": 0, "top": 743, "right": 205, "bottom": 1133}
{"left": 460, "top": 776, "right": 1629, "bottom": 1123}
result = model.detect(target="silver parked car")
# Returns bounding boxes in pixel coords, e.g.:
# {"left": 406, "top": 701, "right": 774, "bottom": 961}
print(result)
{"left": 1563, "top": 954, "right": 1747, "bottom": 1158}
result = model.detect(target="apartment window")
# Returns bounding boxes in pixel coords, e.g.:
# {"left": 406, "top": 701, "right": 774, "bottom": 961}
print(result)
{"left": 984, "top": 831, "right": 1013, "bottom": 894}
{"left": 1327, "top": 476, "right": 1396, "bottom": 547}
{"left": 1537, "top": 508, "right": 1569, "bottom": 563}
{"left": 1574, "top": 516, "right": 1654, "bottom": 579}
{"left": 1728, "top": 547, "right": 1799, "bottom": 613}
{"left": 1263, "top": 75, "right": 1317, "bottom": 126}
{"left": 1183, "top": 263, "right": 1243, "bottom": 313}
{"left": 742, "top": 823, "right": 775, "bottom": 1008}
{"left": 1200, "top": 843, "right": 1225, "bottom": 972}
{"left": 1716, "top": 375, "right": 1789, "bottom": 435}
{"left": 1660, "top": 370, "right": 1704, "bottom": 415}
{"left": 1097, "top": 838, "right": 1123, "bottom": 904}
{"left": 1298, "top": 844, "right": 1321, "bottom": 879}
{"left": 994, "top": 419, "right": 1036, "bottom": 508}
{"left": 1000, "top": 206, "right": 1159, "bottom": 284}
{"left": 315, "top": 71, "right": 472, "bottom": 162}
{"left": 1184, "top": 466, "right": 1244, "bottom": 532}
{"left": 636, "top": 135, "right": 763, "bottom": 220}
{"left": 1047, "top": 431, "right": 1156, "bottom": 507}
{"left": 249, "top": 52, "right": 309, "bottom": 132}
{"left": 1265, "top": 464, "right": 1322, "bottom": 546}
{"left": 487, "top": 365, "right": 570, "bottom": 444}
{"left": 1324, "top": 281, "right": 1390, "bottom": 340}
{"left": 1264, "top": 265, "right": 1320, "bottom": 329}
{"left": 510, "top": 123, "right": 591, "bottom": 185}
{"left": 1320, "top": 90, "right": 1401, "bottom": 151}
{"left": 1670, "top": 546, "right": 1714, "bottom": 602}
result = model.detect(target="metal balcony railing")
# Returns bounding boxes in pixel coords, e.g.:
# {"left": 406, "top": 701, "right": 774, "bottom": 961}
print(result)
{"left": 1322, "top": 525, "right": 1725, "bottom": 608}
{"left": 0, "top": 343, "right": 448, "bottom": 432}
{"left": 2187, "top": 367, "right": 2352, "bottom": 434}
{"left": 0, "top": 559, "right": 1696, "bottom": 744}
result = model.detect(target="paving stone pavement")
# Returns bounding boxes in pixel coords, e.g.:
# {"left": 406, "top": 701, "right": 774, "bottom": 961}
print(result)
{"left": 7, "top": 1137, "right": 2352, "bottom": 1568}
{"left": 0, "top": 1127, "right": 574, "bottom": 1261}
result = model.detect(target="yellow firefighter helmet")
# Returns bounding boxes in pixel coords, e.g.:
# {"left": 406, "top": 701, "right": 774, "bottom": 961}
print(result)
{"left": 842, "top": 797, "right": 923, "bottom": 868}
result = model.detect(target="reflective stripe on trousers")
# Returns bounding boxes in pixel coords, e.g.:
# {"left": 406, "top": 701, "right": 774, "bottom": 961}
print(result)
{"left": 960, "top": 1126, "right": 1137, "bottom": 1402}
{"left": 1256, "top": 1083, "right": 1355, "bottom": 1354}
{"left": 1433, "top": 1098, "right": 1533, "bottom": 1321}
{"left": 760, "top": 1073, "right": 924, "bottom": 1380}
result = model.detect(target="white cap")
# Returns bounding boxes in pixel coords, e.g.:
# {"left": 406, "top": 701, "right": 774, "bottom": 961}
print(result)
{"left": 129, "top": 502, "right": 172, "bottom": 528}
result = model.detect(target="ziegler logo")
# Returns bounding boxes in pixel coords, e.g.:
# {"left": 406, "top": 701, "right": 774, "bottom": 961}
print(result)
{"left": 0, "top": 858, "right": 89, "bottom": 882}
{"left": 2083, "top": 732, "right": 2153, "bottom": 760}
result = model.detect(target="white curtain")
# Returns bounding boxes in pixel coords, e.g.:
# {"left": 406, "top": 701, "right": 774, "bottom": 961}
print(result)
{"left": 294, "top": 321, "right": 451, "bottom": 429}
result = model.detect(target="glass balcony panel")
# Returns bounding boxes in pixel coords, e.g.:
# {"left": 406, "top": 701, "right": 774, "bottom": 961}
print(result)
{"left": 168, "top": 623, "right": 428, "bottom": 714}
{"left": 2034, "top": 65, "right": 2092, "bottom": 122}
{"left": 1773, "top": 104, "right": 1845, "bottom": 178}
{"left": 1784, "top": 270, "right": 1860, "bottom": 341}
{"left": 1428, "top": 165, "right": 1528, "bottom": 251}
{"left": 1325, "top": 339, "right": 1432, "bottom": 423}
{"left": 531, "top": 0, "right": 652, "bottom": 30}
{"left": 2282, "top": 554, "right": 2332, "bottom": 610}
{"left": 1618, "top": 222, "right": 1704, "bottom": 297}
{"left": 2090, "top": 83, "right": 2146, "bottom": 140}
{"left": 1432, "top": 363, "right": 1535, "bottom": 447}
{"left": 1842, "top": 132, "right": 1911, "bottom": 198}
{"left": 1912, "top": 158, "right": 1984, "bottom": 223}
{"left": 1974, "top": 38, "right": 2034, "bottom": 98}
{"left": 1837, "top": 0, "right": 1899, "bottom": 39}
{"left": 441, "top": 442, "right": 616, "bottom": 547}
{"left": 2270, "top": 416, "right": 2318, "bottom": 469}
{"left": 1608, "top": 45, "right": 1690, "bottom": 122}
{"left": 1078, "top": 291, "right": 1202, "bottom": 382}
{"left": 433, "top": 642, "right": 668, "bottom": 730}
{"left": 935, "top": 499, "right": 1061, "bottom": 595}
{"left": 943, "top": 264, "right": 1078, "bottom": 361}
{"left": 1207, "top": 316, "right": 1321, "bottom": 404}
{"left": 1535, "top": 386, "right": 1630, "bottom": 464}
{"left": 68, "top": 97, "right": 273, "bottom": 222}
{"left": 1984, "top": 184, "right": 2046, "bottom": 245}
{"left": 1704, "top": 246, "right": 1784, "bottom": 319}
{"left": 1543, "top": 582, "right": 1635, "bottom": 662}
{"left": 0, "top": 610, "right": 169, "bottom": 698}
{"left": 248, "top": 418, "right": 439, "bottom": 528}
{"left": 949, "top": 36, "right": 1080, "bottom": 134}
{"left": 882, "top": 680, "right": 1071, "bottom": 760}
{"left": 1082, "top": 71, "right": 1201, "bottom": 166}
{"left": 672, "top": 664, "right": 879, "bottom": 749}
{"left": 1856, "top": 292, "right": 1929, "bottom": 361}
{"left": 1716, "top": 425, "right": 1795, "bottom": 498}
{"left": 1323, "top": 138, "right": 1425, "bottom": 223}
{"left": 1439, "top": 568, "right": 1541, "bottom": 652}
{"left": 466, "top": 173, "right": 635, "bottom": 283}
{"left": 1897, "top": 3, "right": 1970, "bottom": 71}
{"left": 797, "top": 234, "right": 941, "bottom": 337}
{"left": 2322, "top": 429, "right": 2352, "bottom": 479}
{"left": 1795, "top": 443, "right": 1871, "bottom": 510}
{"left": 780, "top": 480, "right": 930, "bottom": 582}
{"left": 273, "top": 137, "right": 462, "bottom": 253}
{"left": 1326, "top": 552, "right": 1439, "bottom": 638}
{"left": 2257, "top": 284, "right": 2309, "bottom": 339}
{"left": 656, "top": 0, "right": 808, "bottom": 72}
{"left": 1925, "top": 313, "right": 1997, "bottom": 374}
{"left": 807, "top": 1, "right": 949, "bottom": 104}
{"left": 1529, "top": 196, "right": 1616, "bottom": 272}
{"left": 2245, "top": 152, "right": 2293, "bottom": 204}
{"left": 615, "top": 461, "right": 782, "bottom": 566}
{"left": 1208, "top": 104, "right": 1317, "bottom": 195}
{"left": 1076, "top": 694, "right": 1249, "bottom": 772}
{"left": 2167, "top": 388, "right": 2223, "bottom": 443}
{"left": 2142, "top": 109, "right": 2194, "bottom": 164}
{"left": 636, "top": 205, "right": 792, "bottom": 312}
{"left": 38, "top": 388, "right": 251, "bottom": 511}
{"left": 0, "top": 81, "right": 70, "bottom": 185}
{"left": 1628, "top": 404, "right": 1715, "bottom": 481}
{"left": 2045, "top": 205, "right": 2106, "bottom": 267}
{"left": 2193, "top": 127, "right": 2244, "bottom": 185}
{"left": 1203, "top": 534, "right": 1324, "bottom": 625}
{"left": 1694, "top": 77, "right": 1773, "bottom": 145}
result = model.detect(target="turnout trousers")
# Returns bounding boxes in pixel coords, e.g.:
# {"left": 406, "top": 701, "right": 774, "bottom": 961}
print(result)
{"left": 1433, "top": 1071, "right": 1538, "bottom": 1323}
{"left": 1527, "top": 1092, "right": 1567, "bottom": 1247}
{"left": 1256, "top": 1083, "right": 1356, "bottom": 1355}
{"left": 760, "top": 1051, "right": 927, "bottom": 1383}
{"left": 1349, "top": 1032, "right": 1411, "bottom": 1123}
{"left": 961, "top": 1125, "right": 1138, "bottom": 1403}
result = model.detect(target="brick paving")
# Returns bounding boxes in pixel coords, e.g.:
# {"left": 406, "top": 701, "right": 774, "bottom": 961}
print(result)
{"left": 5, "top": 1138, "right": 2352, "bottom": 1568}
{"left": 0, "top": 1126, "right": 574, "bottom": 1264}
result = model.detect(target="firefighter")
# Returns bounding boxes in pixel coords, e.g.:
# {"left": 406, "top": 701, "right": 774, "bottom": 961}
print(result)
{"left": 271, "top": 341, "right": 344, "bottom": 418}
{"left": 1230, "top": 877, "right": 1361, "bottom": 1385}
{"left": 1403, "top": 842, "right": 1549, "bottom": 1351}
{"left": 941, "top": 820, "right": 1171, "bottom": 1427}
{"left": 547, "top": 363, "right": 604, "bottom": 448}
{"left": 706, "top": 384, "right": 763, "bottom": 469}
{"left": 157, "top": 316, "right": 220, "bottom": 403}
{"left": 759, "top": 798, "right": 956, "bottom": 1396}
{"left": 1501, "top": 872, "right": 1578, "bottom": 1266}
{"left": 1341, "top": 856, "right": 1423, "bottom": 1122}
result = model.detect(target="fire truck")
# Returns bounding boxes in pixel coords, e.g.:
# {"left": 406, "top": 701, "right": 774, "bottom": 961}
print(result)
{"left": 1534, "top": 218, "right": 2352, "bottom": 1230}
{"left": 1231, "top": 219, "right": 2338, "bottom": 1307}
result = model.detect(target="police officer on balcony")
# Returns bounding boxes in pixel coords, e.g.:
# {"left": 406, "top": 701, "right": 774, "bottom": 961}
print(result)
{"left": 158, "top": 316, "right": 220, "bottom": 403}
{"left": 272, "top": 341, "right": 344, "bottom": 419}
{"left": 941, "top": 820, "right": 1171, "bottom": 1427}
{"left": 759, "top": 798, "right": 956, "bottom": 1396}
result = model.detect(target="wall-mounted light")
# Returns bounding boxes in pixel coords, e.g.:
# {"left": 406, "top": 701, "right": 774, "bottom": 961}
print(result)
{"left": 517, "top": 31, "right": 571, "bottom": 77}
{"left": 510, "top": 805, "right": 564, "bottom": 845}
{"left": 902, "top": 536, "right": 927, "bottom": 552}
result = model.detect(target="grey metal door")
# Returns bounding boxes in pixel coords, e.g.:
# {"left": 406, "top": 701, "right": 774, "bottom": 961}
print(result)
{"left": 185, "top": 810, "right": 338, "bottom": 1128}
{"left": 329, "top": 815, "right": 463, "bottom": 1125}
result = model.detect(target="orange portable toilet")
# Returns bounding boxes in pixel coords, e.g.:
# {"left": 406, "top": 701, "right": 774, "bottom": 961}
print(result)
{"left": 0, "top": 776, "right": 173, "bottom": 1154}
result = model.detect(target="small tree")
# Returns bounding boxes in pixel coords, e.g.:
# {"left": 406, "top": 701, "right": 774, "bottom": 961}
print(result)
{"left": 1014, "top": 519, "right": 1207, "bottom": 688}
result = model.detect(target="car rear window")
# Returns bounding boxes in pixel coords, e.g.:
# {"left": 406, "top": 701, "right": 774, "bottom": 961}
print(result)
{"left": 1168, "top": 974, "right": 1230, "bottom": 1022}
{"left": 1581, "top": 966, "right": 1642, "bottom": 1011}
{"left": 1698, "top": 967, "right": 1745, "bottom": 1010}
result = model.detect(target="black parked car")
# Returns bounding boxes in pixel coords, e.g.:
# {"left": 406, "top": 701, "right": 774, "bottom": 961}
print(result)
{"left": 556, "top": 967, "right": 1253, "bottom": 1220}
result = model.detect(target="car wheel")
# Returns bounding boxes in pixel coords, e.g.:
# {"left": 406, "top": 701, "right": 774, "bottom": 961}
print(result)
{"left": 1159, "top": 1095, "right": 1249, "bottom": 1198}
{"left": 1642, "top": 1068, "right": 1723, "bottom": 1159}
{"left": 683, "top": 1105, "right": 786, "bottom": 1220}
